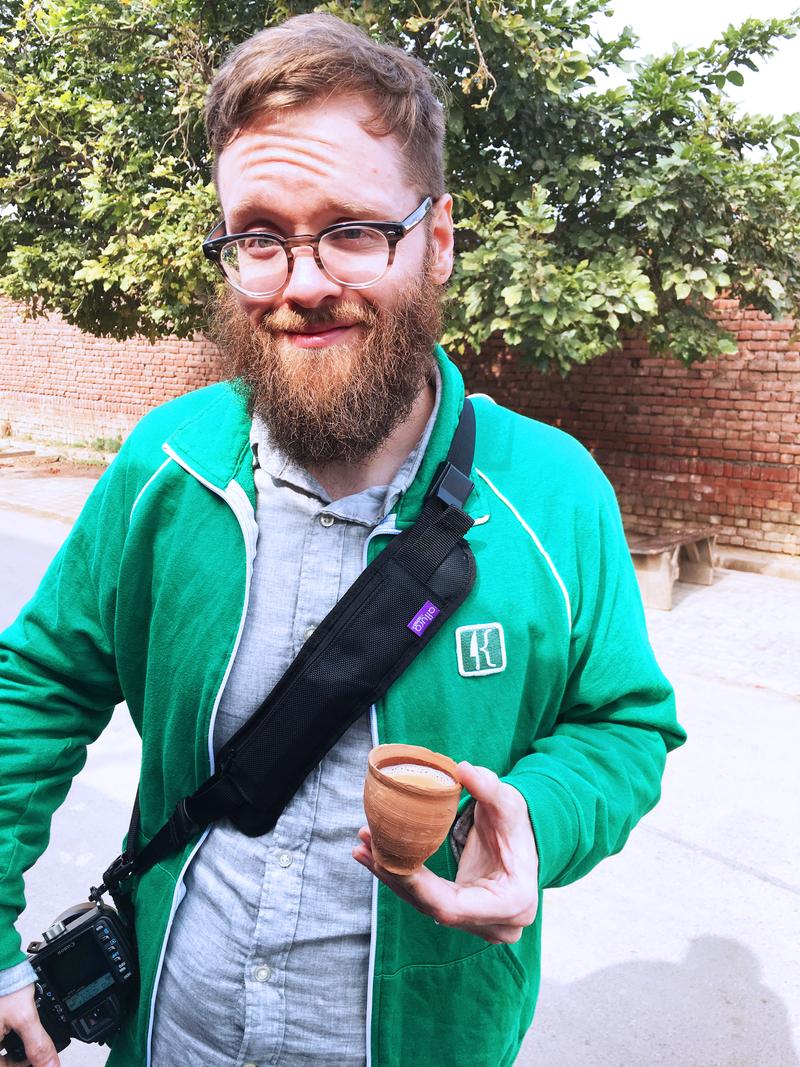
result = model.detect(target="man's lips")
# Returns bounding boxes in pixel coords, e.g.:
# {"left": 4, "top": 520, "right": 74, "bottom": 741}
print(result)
{"left": 280, "top": 322, "right": 362, "bottom": 348}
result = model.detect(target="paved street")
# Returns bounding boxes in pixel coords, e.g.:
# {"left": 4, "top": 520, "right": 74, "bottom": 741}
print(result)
{"left": 1, "top": 497, "right": 798, "bottom": 1066}
{"left": 1, "top": 510, "right": 139, "bottom": 1067}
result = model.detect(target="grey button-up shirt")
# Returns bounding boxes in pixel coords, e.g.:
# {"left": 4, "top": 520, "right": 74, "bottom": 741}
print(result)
{"left": 151, "top": 371, "right": 441, "bottom": 1066}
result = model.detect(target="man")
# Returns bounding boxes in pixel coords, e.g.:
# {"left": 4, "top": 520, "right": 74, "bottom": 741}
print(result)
{"left": 0, "top": 13, "right": 685, "bottom": 1067}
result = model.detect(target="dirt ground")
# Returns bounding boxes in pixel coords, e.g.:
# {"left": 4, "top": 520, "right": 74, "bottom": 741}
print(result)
{"left": 0, "top": 444, "right": 107, "bottom": 480}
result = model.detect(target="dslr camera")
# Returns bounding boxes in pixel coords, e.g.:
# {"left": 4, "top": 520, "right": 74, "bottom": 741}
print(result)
{"left": 2, "top": 900, "right": 137, "bottom": 1062}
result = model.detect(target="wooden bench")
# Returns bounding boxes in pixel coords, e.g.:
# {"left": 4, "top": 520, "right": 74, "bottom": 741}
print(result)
{"left": 627, "top": 528, "right": 717, "bottom": 611}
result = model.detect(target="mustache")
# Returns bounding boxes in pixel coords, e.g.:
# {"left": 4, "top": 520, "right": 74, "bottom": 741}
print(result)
{"left": 258, "top": 300, "right": 379, "bottom": 335}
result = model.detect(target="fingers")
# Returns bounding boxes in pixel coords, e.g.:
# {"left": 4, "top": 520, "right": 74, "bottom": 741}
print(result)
{"left": 353, "top": 830, "right": 532, "bottom": 930}
{"left": 1, "top": 986, "right": 59, "bottom": 1067}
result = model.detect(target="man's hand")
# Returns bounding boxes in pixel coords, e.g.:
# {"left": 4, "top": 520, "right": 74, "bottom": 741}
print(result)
{"left": 0, "top": 984, "right": 59, "bottom": 1067}
{"left": 353, "top": 761, "right": 539, "bottom": 944}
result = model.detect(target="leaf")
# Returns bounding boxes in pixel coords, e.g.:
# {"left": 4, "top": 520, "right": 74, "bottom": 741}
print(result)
{"left": 501, "top": 283, "right": 524, "bottom": 307}
{"left": 615, "top": 201, "right": 638, "bottom": 218}
{"left": 763, "top": 277, "right": 785, "bottom": 299}
{"left": 634, "top": 290, "right": 657, "bottom": 313}
{"left": 727, "top": 70, "right": 745, "bottom": 87}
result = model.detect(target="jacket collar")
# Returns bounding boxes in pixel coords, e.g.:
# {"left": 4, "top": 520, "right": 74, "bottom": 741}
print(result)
{"left": 163, "top": 346, "right": 487, "bottom": 523}
{"left": 163, "top": 383, "right": 256, "bottom": 504}
{"left": 394, "top": 345, "right": 487, "bottom": 528}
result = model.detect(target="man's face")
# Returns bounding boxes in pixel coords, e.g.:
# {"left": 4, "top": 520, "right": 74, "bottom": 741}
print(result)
{"left": 211, "top": 95, "right": 454, "bottom": 467}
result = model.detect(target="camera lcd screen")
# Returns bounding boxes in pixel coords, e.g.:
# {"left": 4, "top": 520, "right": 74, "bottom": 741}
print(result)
{"left": 46, "top": 933, "right": 115, "bottom": 1011}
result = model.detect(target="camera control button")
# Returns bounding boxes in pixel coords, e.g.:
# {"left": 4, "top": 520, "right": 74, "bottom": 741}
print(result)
{"left": 253, "top": 964, "right": 272, "bottom": 983}
{"left": 43, "top": 920, "right": 67, "bottom": 943}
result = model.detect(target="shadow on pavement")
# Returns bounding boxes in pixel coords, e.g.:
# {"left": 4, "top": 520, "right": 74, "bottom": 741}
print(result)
{"left": 522, "top": 936, "right": 799, "bottom": 1066}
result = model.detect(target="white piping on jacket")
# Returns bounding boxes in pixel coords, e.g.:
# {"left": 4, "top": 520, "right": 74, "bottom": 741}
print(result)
{"left": 362, "top": 514, "right": 399, "bottom": 1067}
{"left": 145, "top": 443, "right": 258, "bottom": 1066}
{"left": 475, "top": 467, "right": 572, "bottom": 634}
{"left": 129, "top": 457, "right": 172, "bottom": 521}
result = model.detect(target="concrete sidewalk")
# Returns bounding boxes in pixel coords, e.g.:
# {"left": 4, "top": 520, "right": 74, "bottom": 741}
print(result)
{"left": 519, "top": 569, "right": 800, "bottom": 1066}
{"left": 1, "top": 476, "right": 798, "bottom": 1065}
{"left": 0, "top": 472, "right": 100, "bottom": 525}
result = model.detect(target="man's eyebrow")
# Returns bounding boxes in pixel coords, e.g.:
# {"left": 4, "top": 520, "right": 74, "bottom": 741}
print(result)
{"left": 226, "top": 197, "right": 395, "bottom": 227}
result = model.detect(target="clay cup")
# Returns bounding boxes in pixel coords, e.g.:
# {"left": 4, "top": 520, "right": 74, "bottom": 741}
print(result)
{"left": 364, "top": 744, "right": 462, "bottom": 875}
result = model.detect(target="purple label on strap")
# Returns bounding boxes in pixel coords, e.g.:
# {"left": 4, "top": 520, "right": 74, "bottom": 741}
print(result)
{"left": 407, "top": 600, "right": 440, "bottom": 637}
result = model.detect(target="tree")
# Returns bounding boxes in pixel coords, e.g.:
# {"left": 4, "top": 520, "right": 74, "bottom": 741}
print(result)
{"left": 1, "top": 0, "right": 800, "bottom": 368}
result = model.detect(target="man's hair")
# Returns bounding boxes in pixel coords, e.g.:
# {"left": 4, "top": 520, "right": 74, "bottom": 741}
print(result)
{"left": 205, "top": 13, "right": 447, "bottom": 199}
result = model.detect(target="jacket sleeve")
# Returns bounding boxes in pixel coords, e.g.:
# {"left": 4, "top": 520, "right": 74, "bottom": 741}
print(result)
{"left": 0, "top": 465, "right": 127, "bottom": 970}
{"left": 504, "top": 473, "right": 686, "bottom": 890}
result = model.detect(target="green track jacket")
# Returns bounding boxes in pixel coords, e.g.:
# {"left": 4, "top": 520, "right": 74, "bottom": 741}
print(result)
{"left": 0, "top": 347, "right": 685, "bottom": 1066}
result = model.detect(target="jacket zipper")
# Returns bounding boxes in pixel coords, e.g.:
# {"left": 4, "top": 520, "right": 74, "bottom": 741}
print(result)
{"left": 145, "top": 444, "right": 258, "bottom": 1066}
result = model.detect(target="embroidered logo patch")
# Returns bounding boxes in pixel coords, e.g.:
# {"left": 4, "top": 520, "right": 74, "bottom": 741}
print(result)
{"left": 455, "top": 623, "right": 507, "bottom": 677}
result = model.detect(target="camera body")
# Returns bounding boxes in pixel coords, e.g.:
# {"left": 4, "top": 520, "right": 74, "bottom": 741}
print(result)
{"left": 2, "top": 900, "right": 137, "bottom": 1062}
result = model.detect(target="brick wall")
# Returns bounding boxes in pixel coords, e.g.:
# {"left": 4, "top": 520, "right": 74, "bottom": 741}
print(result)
{"left": 459, "top": 299, "right": 799, "bottom": 556}
{"left": 0, "top": 299, "right": 223, "bottom": 443}
{"left": 1, "top": 296, "right": 798, "bottom": 554}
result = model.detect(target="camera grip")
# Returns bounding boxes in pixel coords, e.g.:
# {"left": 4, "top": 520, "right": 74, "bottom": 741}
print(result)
{"left": 1, "top": 1026, "right": 27, "bottom": 1062}
{"left": 1, "top": 985, "right": 71, "bottom": 1062}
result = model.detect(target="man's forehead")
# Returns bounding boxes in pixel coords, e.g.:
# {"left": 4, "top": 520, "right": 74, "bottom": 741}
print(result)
{"left": 215, "top": 96, "right": 408, "bottom": 212}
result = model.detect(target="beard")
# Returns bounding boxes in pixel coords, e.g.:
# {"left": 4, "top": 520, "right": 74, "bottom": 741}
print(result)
{"left": 209, "top": 267, "right": 444, "bottom": 468}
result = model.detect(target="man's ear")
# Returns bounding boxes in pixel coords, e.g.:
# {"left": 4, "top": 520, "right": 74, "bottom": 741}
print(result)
{"left": 428, "top": 194, "right": 454, "bottom": 284}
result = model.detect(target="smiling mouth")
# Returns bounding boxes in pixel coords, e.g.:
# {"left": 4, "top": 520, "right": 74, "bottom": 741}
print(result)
{"left": 281, "top": 323, "right": 362, "bottom": 347}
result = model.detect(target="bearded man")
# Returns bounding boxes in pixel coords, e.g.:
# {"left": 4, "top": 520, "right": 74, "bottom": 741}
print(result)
{"left": 0, "top": 13, "right": 685, "bottom": 1067}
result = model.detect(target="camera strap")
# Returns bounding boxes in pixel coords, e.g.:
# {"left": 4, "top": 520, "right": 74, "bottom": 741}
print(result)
{"left": 97, "top": 398, "right": 476, "bottom": 901}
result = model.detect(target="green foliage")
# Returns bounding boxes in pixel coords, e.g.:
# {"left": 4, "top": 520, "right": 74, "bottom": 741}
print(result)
{"left": 90, "top": 434, "right": 122, "bottom": 452}
{"left": 2, "top": 0, "right": 800, "bottom": 367}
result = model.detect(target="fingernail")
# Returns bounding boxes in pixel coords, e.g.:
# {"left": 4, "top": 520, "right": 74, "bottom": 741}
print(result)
{"left": 44, "top": 1060, "right": 59, "bottom": 1067}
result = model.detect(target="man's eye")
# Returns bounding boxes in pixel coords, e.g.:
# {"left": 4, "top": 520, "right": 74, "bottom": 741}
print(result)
{"left": 242, "top": 237, "right": 280, "bottom": 255}
{"left": 338, "top": 227, "right": 369, "bottom": 241}
{"left": 327, "top": 227, "right": 384, "bottom": 249}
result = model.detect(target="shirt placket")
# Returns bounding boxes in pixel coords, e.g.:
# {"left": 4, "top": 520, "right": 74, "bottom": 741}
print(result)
{"left": 240, "top": 504, "right": 350, "bottom": 1067}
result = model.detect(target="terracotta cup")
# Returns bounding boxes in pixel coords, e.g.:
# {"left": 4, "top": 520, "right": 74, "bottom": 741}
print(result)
{"left": 364, "top": 743, "right": 462, "bottom": 875}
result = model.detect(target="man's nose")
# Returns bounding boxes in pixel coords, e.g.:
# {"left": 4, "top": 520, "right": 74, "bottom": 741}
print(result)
{"left": 281, "top": 246, "right": 344, "bottom": 307}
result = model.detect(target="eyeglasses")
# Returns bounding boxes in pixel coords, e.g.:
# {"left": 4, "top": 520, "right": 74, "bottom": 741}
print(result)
{"left": 202, "top": 197, "right": 433, "bottom": 298}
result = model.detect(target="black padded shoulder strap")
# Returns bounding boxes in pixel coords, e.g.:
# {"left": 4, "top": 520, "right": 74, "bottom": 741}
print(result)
{"left": 101, "top": 400, "right": 477, "bottom": 897}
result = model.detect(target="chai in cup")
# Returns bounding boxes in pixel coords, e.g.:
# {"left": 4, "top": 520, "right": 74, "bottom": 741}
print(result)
{"left": 378, "top": 762, "right": 457, "bottom": 790}
{"left": 364, "top": 744, "right": 462, "bottom": 874}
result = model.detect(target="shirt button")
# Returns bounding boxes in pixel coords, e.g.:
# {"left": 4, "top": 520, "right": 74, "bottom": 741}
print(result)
{"left": 319, "top": 513, "right": 335, "bottom": 527}
{"left": 278, "top": 851, "right": 293, "bottom": 868}
{"left": 253, "top": 964, "right": 272, "bottom": 983}
{"left": 244, "top": 1063, "right": 258, "bottom": 1067}
{"left": 303, "top": 624, "right": 317, "bottom": 640}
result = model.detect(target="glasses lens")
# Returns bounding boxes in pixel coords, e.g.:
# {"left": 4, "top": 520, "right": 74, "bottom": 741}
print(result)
{"left": 221, "top": 237, "right": 288, "bottom": 296}
{"left": 319, "top": 227, "right": 390, "bottom": 287}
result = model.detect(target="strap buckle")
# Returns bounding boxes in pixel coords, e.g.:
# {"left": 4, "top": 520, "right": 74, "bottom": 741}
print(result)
{"left": 168, "top": 798, "right": 201, "bottom": 848}
{"left": 89, "top": 852, "right": 138, "bottom": 902}
{"left": 426, "top": 461, "right": 473, "bottom": 510}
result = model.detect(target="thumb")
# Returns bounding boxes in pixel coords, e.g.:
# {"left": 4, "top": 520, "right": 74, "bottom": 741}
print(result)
{"left": 457, "top": 762, "right": 529, "bottom": 831}
{"left": 456, "top": 761, "right": 504, "bottom": 811}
